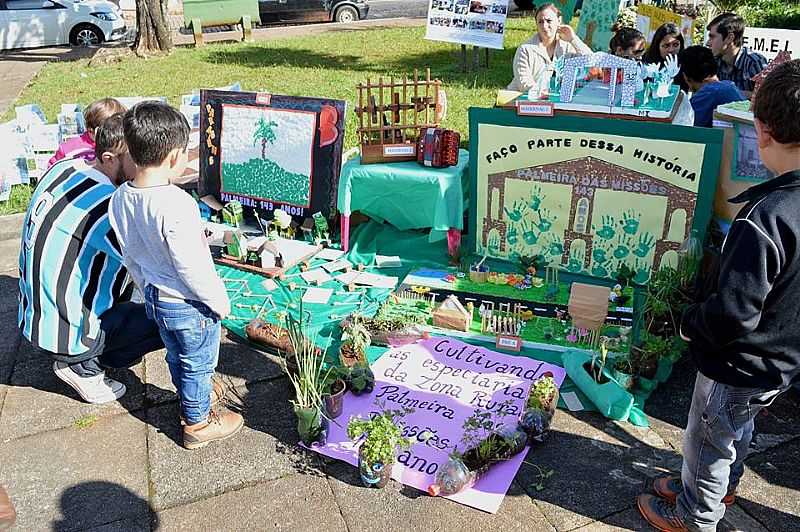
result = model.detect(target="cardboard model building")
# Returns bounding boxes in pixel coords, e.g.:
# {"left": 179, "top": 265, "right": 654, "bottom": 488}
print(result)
{"left": 560, "top": 52, "right": 639, "bottom": 107}
{"left": 567, "top": 283, "right": 611, "bottom": 331}
{"left": 432, "top": 294, "right": 471, "bottom": 332}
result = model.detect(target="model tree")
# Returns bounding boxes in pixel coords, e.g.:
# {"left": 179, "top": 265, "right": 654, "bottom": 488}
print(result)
{"left": 134, "top": 0, "right": 173, "bottom": 55}
{"left": 254, "top": 117, "right": 279, "bottom": 159}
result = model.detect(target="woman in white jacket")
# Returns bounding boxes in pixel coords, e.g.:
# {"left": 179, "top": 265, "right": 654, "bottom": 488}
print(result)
{"left": 507, "top": 3, "right": 592, "bottom": 93}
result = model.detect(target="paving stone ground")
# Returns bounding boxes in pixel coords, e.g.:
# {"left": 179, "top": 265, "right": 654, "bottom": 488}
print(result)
{"left": 1, "top": 225, "right": 799, "bottom": 531}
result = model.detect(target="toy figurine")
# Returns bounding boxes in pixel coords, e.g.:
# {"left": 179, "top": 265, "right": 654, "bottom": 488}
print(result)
{"left": 222, "top": 200, "right": 244, "bottom": 227}
{"left": 312, "top": 212, "right": 330, "bottom": 244}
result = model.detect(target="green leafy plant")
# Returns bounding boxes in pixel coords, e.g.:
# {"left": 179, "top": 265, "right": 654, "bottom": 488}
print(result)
{"left": 455, "top": 401, "right": 517, "bottom": 470}
{"left": 346, "top": 362, "right": 375, "bottom": 395}
{"left": 524, "top": 461, "right": 555, "bottom": 491}
{"left": 526, "top": 375, "right": 557, "bottom": 411}
{"left": 340, "top": 315, "right": 372, "bottom": 366}
{"left": 347, "top": 404, "right": 413, "bottom": 466}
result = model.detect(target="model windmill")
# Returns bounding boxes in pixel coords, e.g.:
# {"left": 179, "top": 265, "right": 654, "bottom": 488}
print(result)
{"left": 355, "top": 68, "right": 446, "bottom": 164}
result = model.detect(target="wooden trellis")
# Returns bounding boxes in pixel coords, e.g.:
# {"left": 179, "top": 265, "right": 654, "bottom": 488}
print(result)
{"left": 355, "top": 68, "right": 442, "bottom": 164}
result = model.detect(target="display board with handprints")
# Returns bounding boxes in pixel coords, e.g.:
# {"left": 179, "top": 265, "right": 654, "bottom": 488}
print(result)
{"left": 469, "top": 109, "right": 723, "bottom": 284}
{"left": 576, "top": 0, "right": 621, "bottom": 52}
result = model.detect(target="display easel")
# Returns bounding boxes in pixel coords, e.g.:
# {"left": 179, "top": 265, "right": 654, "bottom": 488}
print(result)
{"left": 460, "top": 45, "right": 490, "bottom": 73}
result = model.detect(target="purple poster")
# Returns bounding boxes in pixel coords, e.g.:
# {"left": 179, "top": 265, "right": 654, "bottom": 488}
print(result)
{"left": 312, "top": 337, "right": 567, "bottom": 513}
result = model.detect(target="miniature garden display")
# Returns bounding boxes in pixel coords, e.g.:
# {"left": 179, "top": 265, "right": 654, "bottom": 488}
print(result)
{"left": 347, "top": 406, "right": 413, "bottom": 488}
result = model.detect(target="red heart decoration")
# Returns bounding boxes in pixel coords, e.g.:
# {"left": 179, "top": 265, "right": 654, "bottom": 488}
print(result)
{"left": 319, "top": 105, "right": 339, "bottom": 147}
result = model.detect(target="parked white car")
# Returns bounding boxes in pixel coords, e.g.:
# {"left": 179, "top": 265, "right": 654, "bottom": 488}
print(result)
{"left": 0, "top": 0, "right": 127, "bottom": 51}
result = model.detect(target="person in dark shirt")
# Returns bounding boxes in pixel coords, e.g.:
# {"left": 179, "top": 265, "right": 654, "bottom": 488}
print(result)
{"left": 679, "top": 46, "right": 744, "bottom": 127}
{"left": 706, "top": 12, "right": 768, "bottom": 96}
{"left": 638, "top": 59, "right": 800, "bottom": 532}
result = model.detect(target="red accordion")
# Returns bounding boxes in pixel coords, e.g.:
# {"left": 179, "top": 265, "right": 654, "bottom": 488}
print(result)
{"left": 417, "top": 127, "right": 460, "bottom": 168}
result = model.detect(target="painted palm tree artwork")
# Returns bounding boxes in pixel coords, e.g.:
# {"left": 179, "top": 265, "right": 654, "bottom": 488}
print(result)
{"left": 220, "top": 104, "right": 316, "bottom": 207}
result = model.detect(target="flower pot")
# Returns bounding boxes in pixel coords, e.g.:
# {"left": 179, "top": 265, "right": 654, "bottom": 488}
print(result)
{"left": 358, "top": 448, "right": 393, "bottom": 488}
{"left": 323, "top": 378, "right": 346, "bottom": 419}
{"left": 294, "top": 406, "right": 328, "bottom": 447}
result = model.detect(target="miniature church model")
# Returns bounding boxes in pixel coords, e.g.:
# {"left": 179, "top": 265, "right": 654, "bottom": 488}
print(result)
{"left": 568, "top": 283, "right": 611, "bottom": 346}
{"left": 432, "top": 294, "right": 471, "bottom": 332}
{"left": 560, "top": 52, "right": 639, "bottom": 107}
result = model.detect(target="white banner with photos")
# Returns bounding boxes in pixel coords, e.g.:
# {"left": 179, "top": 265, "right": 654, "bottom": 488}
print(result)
{"left": 425, "top": 0, "right": 509, "bottom": 50}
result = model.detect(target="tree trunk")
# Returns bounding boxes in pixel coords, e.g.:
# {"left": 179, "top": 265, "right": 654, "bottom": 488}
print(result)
{"left": 133, "top": 0, "right": 173, "bottom": 55}
{"left": 262, "top": 138, "right": 267, "bottom": 159}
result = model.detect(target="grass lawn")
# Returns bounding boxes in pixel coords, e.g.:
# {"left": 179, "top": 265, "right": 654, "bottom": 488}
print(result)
{"left": 2, "top": 17, "right": 538, "bottom": 213}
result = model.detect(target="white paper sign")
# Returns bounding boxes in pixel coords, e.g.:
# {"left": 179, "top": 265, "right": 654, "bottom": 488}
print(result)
{"left": 424, "top": 0, "right": 509, "bottom": 50}
{"left": 742, "top": 28, "right": 800, "bottom": 61}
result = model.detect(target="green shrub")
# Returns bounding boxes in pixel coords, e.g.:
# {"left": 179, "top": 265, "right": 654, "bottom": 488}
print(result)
{"left": 741, "top": 0, "right": 800, "bottom": 29}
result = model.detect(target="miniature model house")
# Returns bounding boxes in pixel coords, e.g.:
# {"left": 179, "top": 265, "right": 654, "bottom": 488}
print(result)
{"left": 432, "top": 295, "right": 471, "bottom": 332}
{"left": 560, "top": 52, "right": 639, "bottom": 107}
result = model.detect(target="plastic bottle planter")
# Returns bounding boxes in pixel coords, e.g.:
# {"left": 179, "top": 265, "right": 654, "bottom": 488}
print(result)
{"left": 519, "top": 389, "right": 559, "bottom": 444}
{"left": 428, "top": 426, "right": 527, "bottom": 496}
{"left": 428, "top": 456, "right": 479, "bottom": 496}
{"left": 610, "top": 367, "right": 635, "bottom": 391}
{"left": 294, "top": 406, "right": 329, "bottom": 446}
{"left": 358, "top": 450, "right": 393, "bottom": 488}
{"left": 323, "top": 379, "right": 346, "bottom": 419}
{"left": 562, "top": 350, "right": 635, "bottom": 423}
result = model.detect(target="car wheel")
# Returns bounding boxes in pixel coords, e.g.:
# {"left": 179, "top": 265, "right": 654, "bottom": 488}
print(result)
{"left": 334, "top": 5, "right": 358, "bottom": 23}
{"left": 70, "top": 24, "right": 103, "bottom": 47}
{"left": 513, "top": 0, "right": 534, "bottom": 9}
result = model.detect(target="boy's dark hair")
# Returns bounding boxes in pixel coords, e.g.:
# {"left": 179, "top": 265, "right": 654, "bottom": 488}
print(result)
{"left": 84, "top": 98, "right": 126, "bottom": 131}
{"left": 94, "top": 113, "right": 126, "bottom": 160}
{"left": 643, "top": 22, "right": 684, "bottom": 65}
{"left": 753, "top": 59, "right": 800, "bottom": 146}
{"left": 609, "top": 27, "right": 645, "bottom": 54}
{"left": 679, "top": 46, "right": 718, "bottom": 83}
{"left": 707, "top": 12, "right": 745, "bottom": 47}
{"left": 123, "top": 102, "right": 190, "bottom": 167}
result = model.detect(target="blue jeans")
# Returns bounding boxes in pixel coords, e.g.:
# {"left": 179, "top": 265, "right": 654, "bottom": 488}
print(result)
{"left": 68, "top": 302, "right": 164, "bottom": 378}
{"left": 677, "top": 372, "right": 784, "bottom": 531}
{"left": 144, "top": 285, "right": 221, "bottom": 425}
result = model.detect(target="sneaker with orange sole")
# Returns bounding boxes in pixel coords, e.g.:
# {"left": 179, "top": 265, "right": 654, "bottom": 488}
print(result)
{"left": 637, "top": 494, "right": 688, "bottom": 532}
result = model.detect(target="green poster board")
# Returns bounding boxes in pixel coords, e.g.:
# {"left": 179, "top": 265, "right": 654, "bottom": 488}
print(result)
{"left": 535, "top": 0, "right": 579, "bottom": 25}
{"left": 467, "top": 107, "right": 723, "bottom": 284}
{"left": 576, "top": 0, "right": 621, "bottom": 51}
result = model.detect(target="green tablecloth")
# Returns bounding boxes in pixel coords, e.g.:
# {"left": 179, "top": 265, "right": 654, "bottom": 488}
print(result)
{"left": 337, "top": 149, "right": 469, "bottom": 242}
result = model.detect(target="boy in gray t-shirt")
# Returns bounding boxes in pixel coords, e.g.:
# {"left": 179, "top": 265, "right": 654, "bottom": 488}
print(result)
{"left": 109, "top": 102, "right": 242, "bottom": 450}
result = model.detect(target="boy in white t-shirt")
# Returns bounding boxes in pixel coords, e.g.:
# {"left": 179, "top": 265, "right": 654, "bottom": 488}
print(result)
{"left": 109, "top": 102, "right": 242, "bottom": 449}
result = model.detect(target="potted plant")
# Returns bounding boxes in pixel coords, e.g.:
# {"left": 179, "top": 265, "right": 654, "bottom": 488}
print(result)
{"left": 282, "top": 312, "right": 330, "bottom": 446}
{"left": 322, "top": 367, "right": 348, "bottom": 419}
{"left": 563, "top": 347, "right": 635, "bottom": 422}
{"left": 344, "top": 361, "right": 375, "bottom": 396}
{"left": 246, "top": 316, "right": 320, "bottom": 375}
{"left": 611, "top": 356, "right": 636, "bottom": 390}
{"left": 519, "top": 373, "right": 559, "bottom": 444}
{"left": 429, "top": 404, "right": 527, "bottom": 496}
{"left": 347, "top": 406, "right": 412, "bottom": 488}
{"left": 339, "top": 317, "right": 371, "bottom": 368}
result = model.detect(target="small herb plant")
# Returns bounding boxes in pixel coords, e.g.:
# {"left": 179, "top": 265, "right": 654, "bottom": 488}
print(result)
{"left": 526, "top": 375, "right": 557, "bottom": 411}
{"left": 589, "top": 341, "right": 609, "bottom": 382}
{"left": 455, "top": 401, "right": 516, "bottom": 470}
{"left": 347, "top": 404, "right": 413, "bottom": 466}
{"left": 283, "top": 309, "right": 329, "bottom": 411}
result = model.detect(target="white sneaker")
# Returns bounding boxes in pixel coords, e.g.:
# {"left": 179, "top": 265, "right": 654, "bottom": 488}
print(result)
{"left": 53, "top": 361, "right": 127, "bottom": 404}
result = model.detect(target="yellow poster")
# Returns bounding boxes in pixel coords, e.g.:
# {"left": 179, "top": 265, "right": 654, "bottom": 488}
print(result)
{"left": 474, "top": 123, "right": 706, "bottom": 282}
{"left": 636, "top": 5, "right": 696, "bottom": 46}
